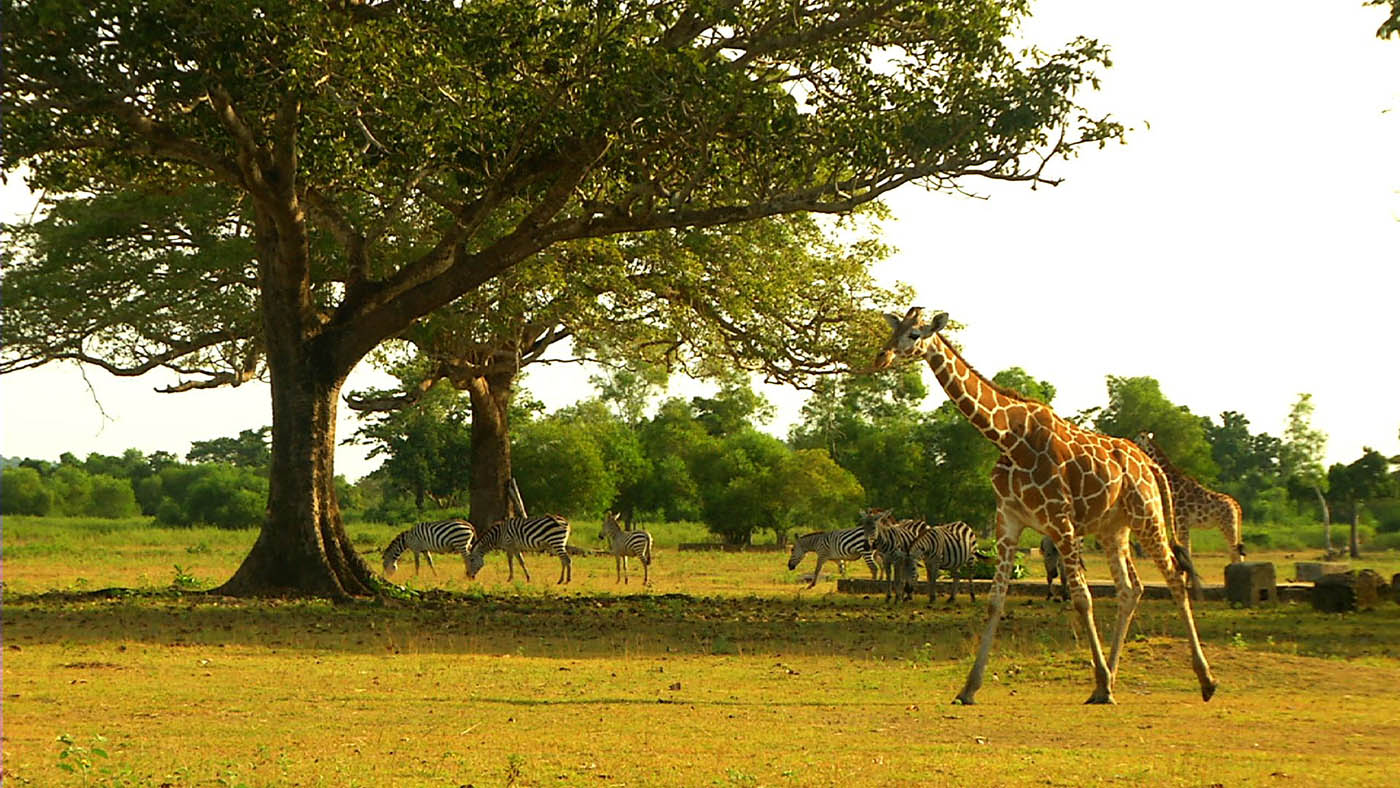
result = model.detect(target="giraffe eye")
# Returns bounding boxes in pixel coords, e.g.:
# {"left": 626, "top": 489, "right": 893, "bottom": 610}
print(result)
{"left": 907, "top": 332, "right": 920, "bottom": 340}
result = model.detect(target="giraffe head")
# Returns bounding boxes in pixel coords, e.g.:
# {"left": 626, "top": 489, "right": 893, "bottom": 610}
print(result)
{"left": 873, "top": 307, "right": 949, "bottom": 370}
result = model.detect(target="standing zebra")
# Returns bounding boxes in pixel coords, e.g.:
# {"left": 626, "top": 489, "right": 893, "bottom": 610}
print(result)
{"left": 382, "top": 519, "right": 476, "bottom": 577}
{"left": 467, "top": 514, "right": 573, "bottom": 584}
{"left": 787, "top": 527, "right": 878, "bottom": 589}
{"left": 599, "top": 511, "right": 653, "bottom": 585}
{"left": 905, "top": 521, "right": 988, "bottom": 604}
{"left": 860, "top": 511, "right": 930, "bottom": 601}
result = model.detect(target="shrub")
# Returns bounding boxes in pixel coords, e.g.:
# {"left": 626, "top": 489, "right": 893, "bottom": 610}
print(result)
{"left": 87, "top": 474, "right": 140, "bottom": 518}
{"left": 0, "top": 467, "right": 53, "bottom": 515}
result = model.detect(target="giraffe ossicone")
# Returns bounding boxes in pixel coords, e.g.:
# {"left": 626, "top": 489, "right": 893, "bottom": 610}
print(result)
{"left": 872, "top": 305, "right": 1217, "bottom": 705}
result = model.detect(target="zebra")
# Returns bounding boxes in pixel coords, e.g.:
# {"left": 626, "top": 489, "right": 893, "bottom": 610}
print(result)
{"left": 859, "top": 511, "right": 930, "bottom": 601}
{"left": 599, "top": 511, "right": 653, "bottom": 585}
{"left": 381, "top": 518, "right": 476, "bottom": 577}
{"left": 903, "top": 521, "right": 989, "bottom": 604}
{"left": 467, "top": 514, "right": 573, "bottom": 584}
{"left": 787, "top": 527, "right": 878, "bottom": 589}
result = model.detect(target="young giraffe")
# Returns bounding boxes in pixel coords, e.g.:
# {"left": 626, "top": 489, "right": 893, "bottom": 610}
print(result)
{"left": 874, "top": 307, "right": 1216, "bottom": 705}
{"left": 1134, "top": 432, "right": 1246, "bottom": 571}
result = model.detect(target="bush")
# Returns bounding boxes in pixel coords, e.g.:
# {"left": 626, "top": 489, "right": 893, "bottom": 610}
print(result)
{"left": 184, "top": 467, "right": 267, "bottom": 528}
{"left": 87, "top": 474, "right": 140, "bottom": 518}
{"left": 1, "top": 467, "right": 53, "bottom": 515}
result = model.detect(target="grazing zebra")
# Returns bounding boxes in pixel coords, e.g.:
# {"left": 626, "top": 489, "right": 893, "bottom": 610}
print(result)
{"left": 382, "top": 519, "right": 476, "bottom": 577}
{"left": 787, "top": 527, "right": 878, "bottom": 589}
{"left": 467, "top": 514, "right": 573, "bottom": 584}
{"left": 599, "top": 511, "right": 653, "bottom": 585}
{"left": 905, "top": 521, "right": 988, "bottom": 604}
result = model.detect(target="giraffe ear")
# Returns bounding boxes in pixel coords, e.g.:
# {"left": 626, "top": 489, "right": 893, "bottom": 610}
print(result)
{"left": 883, "top": 312, "right": 903, "bottom": 331}
{"left": 929, "top": 311, "right": 949, "bottom": 333}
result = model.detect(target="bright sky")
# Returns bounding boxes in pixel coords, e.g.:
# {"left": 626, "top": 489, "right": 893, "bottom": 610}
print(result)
{"left": 4, "top": 1, "right": 1398, "bottom": 482}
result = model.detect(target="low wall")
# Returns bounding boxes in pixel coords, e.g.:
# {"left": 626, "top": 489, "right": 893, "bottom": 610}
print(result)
{"left": 835, "top": 577, "right": 1313, "bottom": 603}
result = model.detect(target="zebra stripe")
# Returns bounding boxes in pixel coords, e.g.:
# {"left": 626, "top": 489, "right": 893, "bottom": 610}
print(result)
{"left": 600, "top": 512, "right": 653, "bottom": 586}
{"left": 382, "top": 519, "right": 475, "bottom": 577}
{"left": 903, "top": 521, "right": 986, "bottom": 604}
{"left": 1040, "top": 534, "right": 1087, "bottom": 602}
{"left": 787, "top": 526, "right": 878, "bottom": 589}
{"left": 468, "top": 514, "right": 573, "bottom": 584}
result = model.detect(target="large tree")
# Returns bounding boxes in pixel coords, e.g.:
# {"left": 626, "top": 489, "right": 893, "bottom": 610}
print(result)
{"left": 4, "top": 1, "right": 1123, "bottom": 597}
{"left": 345, "top": 211, "right": 897, "bottom": 529}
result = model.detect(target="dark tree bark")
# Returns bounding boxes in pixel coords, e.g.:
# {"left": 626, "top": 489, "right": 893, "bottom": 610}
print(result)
{"left": 465, "top": 369, "right": 516, "bottom": 531}
{"left": 210, "top": 343, "right": 373, "bottom": 597}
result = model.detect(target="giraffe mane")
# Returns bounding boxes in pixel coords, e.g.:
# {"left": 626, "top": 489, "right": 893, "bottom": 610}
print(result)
{"left": 1137, "top": 433, "right": 1192, "bottom": 480}
{"left": 934, "top": 331, "right": 1042, "bottom": 405}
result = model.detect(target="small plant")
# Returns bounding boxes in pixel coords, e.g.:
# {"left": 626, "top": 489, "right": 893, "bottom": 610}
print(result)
{"left": 711, "top": 635, "right": 739, "bottom": 655}
{"left": 185, "top": 541, "right": 212, "bottom": 555}
{"left": 717, "top": 767, "right": 759, "bottom": 787}
{"left": 911, "top": 641, "right": 936, "bottom": 666}
{"left": 1229, "top": 631, "right": 1248, "bottom": 648}
{"left": 504, "top": 753, "right": 526, "bottom": 787}
{"left": 170, "top": 565, "right": 202, "bottom": 591}
{"left": 55, "top": 732, "right": 135, "bottom": 787}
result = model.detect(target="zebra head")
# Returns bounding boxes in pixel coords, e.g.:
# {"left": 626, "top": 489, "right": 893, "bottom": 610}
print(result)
{"left": 787, "top": 535, "right": 812, "bottom": 570}
{"left": 466, "top": 550, "right": 485, "bottom": 580}
{"left": 599, "top": 511, "right": 623, "bottom": 541}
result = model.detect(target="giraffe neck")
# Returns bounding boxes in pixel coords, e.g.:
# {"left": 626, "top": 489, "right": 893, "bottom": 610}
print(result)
{"left": 921, "top": 333, "right": 1028, "bottom": 446}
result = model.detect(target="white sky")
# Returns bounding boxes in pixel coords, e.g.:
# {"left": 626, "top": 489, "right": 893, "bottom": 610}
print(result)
{"left": 4, "top": 0, "right": 1398, "bottom": 482}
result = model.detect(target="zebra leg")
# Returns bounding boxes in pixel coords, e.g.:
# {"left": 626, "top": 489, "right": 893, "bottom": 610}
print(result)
{"left": 413, "top": 552, "right": 422, "bottom": 577}
{"left": 807, "top": 556, "right": 825, "bottom": 589}
{"left": 622, "top": 555, "right": 629, "bottom": 584}
{"left": 424, "top": 551, "right": 437, "bottom": 577}
{"left": 642, "top": 551, "right": 651, "bottom": 586}
{"left": 461, "top": 550, "right": 471, "bottom": 577}
{"left": 557, "top": 549, "right": 572, "bottom": 584}
{"left": 615, "top": 554, "right": 622, "bottom": 583}
{"left": 863, "top": 552, "right": 879, "bottom": 580}
{"left": 516, "top": 552, "right": 532, "bottom": 583}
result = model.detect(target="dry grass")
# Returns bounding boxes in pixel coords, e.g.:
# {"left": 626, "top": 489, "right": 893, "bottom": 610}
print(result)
{"left": 4, "top": 519, "right": 1400, "bottom": 786}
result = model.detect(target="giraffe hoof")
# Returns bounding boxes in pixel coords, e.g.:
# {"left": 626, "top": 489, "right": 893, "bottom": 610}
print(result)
{"left": 952, "top": 694, "right": 976, "bottom": 706}
{"left": 1202, "top": 681, "right": 1218, "bottom": 702}
{"left": 1084, "top": 691, "right": 1115, "bottom": 705}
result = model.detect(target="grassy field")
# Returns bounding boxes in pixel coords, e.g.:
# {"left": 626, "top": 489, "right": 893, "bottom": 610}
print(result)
{"left": 4, "top": 517, "right": 1400, "bottom": 787}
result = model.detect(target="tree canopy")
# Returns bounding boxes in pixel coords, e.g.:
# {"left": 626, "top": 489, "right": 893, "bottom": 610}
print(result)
{"left": 4, "top": 0, "right": 1125, "bottom": 596}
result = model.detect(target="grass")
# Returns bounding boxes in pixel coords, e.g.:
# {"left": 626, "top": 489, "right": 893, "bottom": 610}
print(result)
{"left": 4, "top": 517, "right": 1400, "bottom": 786}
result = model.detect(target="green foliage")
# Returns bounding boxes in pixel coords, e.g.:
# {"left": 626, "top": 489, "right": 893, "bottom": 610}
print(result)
{"left": 1, "top": 466, "right": 54, "bottom": 515}
{"left": 352, "top": 380, "right": 473, "bottom": 511}
{"left": 1093, "top": 375, "right": 1217, "bottom": 482}
{"left": 187, "top": 427, "right": 271, "bottom": 470}
{"left": 87, "top": 474, "right": 141, "bottom": 519}
{"left": 512, "top": 419, "right": 615, "bottom": 518}
{"left": 152, "top": 464, "right": 268, "bottom": 528}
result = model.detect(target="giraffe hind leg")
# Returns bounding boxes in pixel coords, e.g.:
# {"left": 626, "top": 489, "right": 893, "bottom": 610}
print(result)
{"left": 1141, "top": 522, "right": 1217, "bottom": 701}
{"left": 1102, "top": 526, "right": 1144, "bottom": 681}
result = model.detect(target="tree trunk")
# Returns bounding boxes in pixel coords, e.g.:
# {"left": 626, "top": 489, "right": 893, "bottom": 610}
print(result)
{"left": 1349, "top": 504, "right": 1361, "bottom": 559}
{"left": 1313, "top": 485, "right": 1332, "bottom": 553}
{"left": 465, "top": 369, "right": 516, "bottom": 530}
{"left": 210, "top": 349, "right": 373, "bottom": 598}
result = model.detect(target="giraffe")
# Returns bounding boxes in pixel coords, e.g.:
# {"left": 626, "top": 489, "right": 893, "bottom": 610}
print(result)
{"left": 873, "top": 307, "right": 1216, "bottom": 705}
{"left": 1134, "top": 432, "right": 1246, "bottom": 583}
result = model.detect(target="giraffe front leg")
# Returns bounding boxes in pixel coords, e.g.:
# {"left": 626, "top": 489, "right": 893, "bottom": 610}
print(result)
{"left": 955, "top": 513, "right": 1021, "bottom": 705}
{"left": 1057, "top": 527, "right": 1114, "bottom": 705}
{"left": 1180, "top": 525, "right": 1204, "bottom": 602}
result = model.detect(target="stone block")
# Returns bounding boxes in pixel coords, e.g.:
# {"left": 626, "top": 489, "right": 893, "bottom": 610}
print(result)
{"left": 1312, "top": 572, "right": 1360, "bottom": 613}
{"left": 1225, "top": 562, "right": 1277, "bottom": 606}
{"left": 1295, "top": 561, "right": 1349, "bottom": 582}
